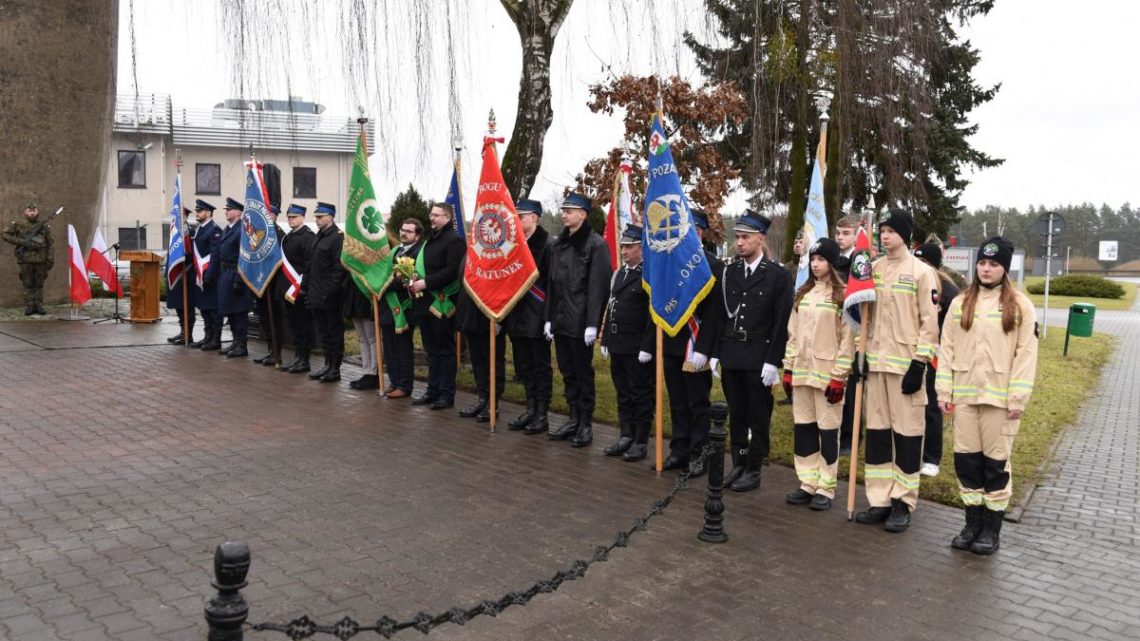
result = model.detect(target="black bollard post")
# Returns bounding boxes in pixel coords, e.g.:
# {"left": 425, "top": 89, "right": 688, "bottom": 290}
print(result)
{"left": 204, "top": 541, "right": 251, "bottom": 641}
{"left": 699, "top": 401, "right": 729, "bottom": 543}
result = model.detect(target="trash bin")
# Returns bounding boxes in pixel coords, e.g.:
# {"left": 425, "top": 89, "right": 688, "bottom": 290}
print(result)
{"left": 1068, "top": 303, "right": 1096, "bottom": 337}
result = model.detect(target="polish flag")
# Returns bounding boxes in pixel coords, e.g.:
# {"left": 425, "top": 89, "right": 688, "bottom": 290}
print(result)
{"left": 86, "top": 228, "right": 122, "bottom": 297}
{"left": 67, "top": 224, "right": 92, "bottom": 306}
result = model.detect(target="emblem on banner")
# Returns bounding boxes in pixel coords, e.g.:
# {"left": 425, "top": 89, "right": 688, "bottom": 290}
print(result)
{"left": 472, "top": 203, "right": 518, "bottom": 260}
{"left": 355, "top": 199, "right": 387, "bottom": 243}
{"left": 645, "top": 194, "right": 690, "bottom": 254}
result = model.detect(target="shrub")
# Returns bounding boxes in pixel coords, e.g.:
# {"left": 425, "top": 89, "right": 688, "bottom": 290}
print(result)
{"left": 1026, "top": 274, "right": 1124, "bottom": 299}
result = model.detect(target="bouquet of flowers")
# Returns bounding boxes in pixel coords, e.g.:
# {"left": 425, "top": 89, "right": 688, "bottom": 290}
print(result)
{"left": 394, "top": 256, "right": 422, "bottom": 298}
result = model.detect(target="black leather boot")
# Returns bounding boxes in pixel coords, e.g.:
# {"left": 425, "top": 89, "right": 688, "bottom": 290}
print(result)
{"left": 351, "top": 374, "right": 380, "bottom": 390}
{"left": 459, "top": 396, "right": 488, "bottom": 418}
{"left": 621, "top": 443, "right": 647, "bottom": 461}
{"left": 604, "top": 436, "right": 633, "bottom": 456}
{"left": 189, "top": 329, "right": 211, "bottom": 349}
{"left": 730, "top": 446, "right": 762, "bottom": 492}
{"left": 855, "top": 506, "right": 892, "bottom": 525}
{"left": 288, "top": 349, "right": 311, "bottom": 374}
{"left": 226, "top": 337, "right": 248, "bottom": 358}
{"left": 308, "top": 355, "right": 331, "bottom": 380}
{"left": 167, "top": 331, "right": 186, "bottom": 344}
{"left": 549, "top": 408, "right": 578, "bottom": 440}
{"left": 951, "top": 505, "right": 985, "bottom": 550}
{"left": 524, "top": 401, "right": 549, "bottom": 435}
{"left": 509, "top": 399, "right": 537, "bottom": 430}
{"left": 969, "top": 509, "right": 1004, "bottom": 555}
{"left": 724, "top": 447, "right": 748, "bottom": 488}
{"left": 319, "top": 357, "right": 342, "bottom": 382}
{"left": 476, "top": 404, "right": 498, "bottom": 423}
{"left": 570, "top": 412, "right": 593, "bottom": 448}
{"left": 199, "top": 329, "right": 221, "bottom": 351}
{"left": 884, "top": 498, "right": 912, "bottom": 533}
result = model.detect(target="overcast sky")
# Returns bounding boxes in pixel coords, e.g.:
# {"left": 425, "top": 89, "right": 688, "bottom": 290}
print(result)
{"left": 117, "top": 0, "right": 1138, "bottom": 215}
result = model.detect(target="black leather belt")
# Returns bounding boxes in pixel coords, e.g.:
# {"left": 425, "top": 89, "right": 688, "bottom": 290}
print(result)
{"left": 608, "top": 323, "right": 642, "bottom": 335}
{"left": 726, "top": 328, "right": 768, "bottom": 342}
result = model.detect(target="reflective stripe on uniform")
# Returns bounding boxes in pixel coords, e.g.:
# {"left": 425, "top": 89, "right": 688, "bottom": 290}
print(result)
{"left": 960, "top": 490, "right": 984, "bottom": 506}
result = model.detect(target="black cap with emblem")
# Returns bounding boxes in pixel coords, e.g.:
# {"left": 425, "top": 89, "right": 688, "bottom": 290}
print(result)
{"left": 977, "top": 236, "right": 1014, "bottom": 274}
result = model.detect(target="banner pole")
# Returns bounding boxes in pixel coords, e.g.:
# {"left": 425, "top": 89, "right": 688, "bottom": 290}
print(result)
{"left": 372, "top": 295, "right": 384, "bottom": 398}
{"left": 489, "top": 317, "right": 497, "bottom": 433}
{"left": 266, "top": 292, "right": 279, "bottom": 368}
{"left": 846, "top": 302, "right": 870, "bottom": 521}
{"left": 177, "top": 151, "right": 188, "bottom": 344}
{"left": 655, "top": 325, "right": 664, "bottom": 473}
{"left": 456, "top": 331, "right": 462, "bottom": 371}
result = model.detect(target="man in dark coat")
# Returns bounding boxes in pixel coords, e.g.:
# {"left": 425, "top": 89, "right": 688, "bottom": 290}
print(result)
{"left": 190, "top": 199, "right": 224, "bottom": 350}
{"left": 278, "top": 204, "right": 317, "bottom": 373}
{"left": 166, "top": 207, "right": 198, "bottom": 344}
{"left": 305, "top": 202, "right": 346, "bottom": 382}
{"left": 408, "top": 202, "right": 465, "bottom": 410}
{"left": 215, "top": 197, "right": 255, "bottom": 358}
{"left": 455, "top": 254, "right": 507, "bottom": 422}
{"left": 546, "top": 192, "right": 612, "bottom": 447}
{"left": 711, "top": 210, "right": 793, "bottom": 492}
{"left": 660, "top": 208, "right": 723, "bottom": 475}
{"left": 379, "top": 218, "right": 423, "bottom": 398}
{"left": 252, "top": 205, "right": 286, "bottom": 366}
{"left": 600, "top": 225, "right": 655, "bottom": 461}
{"left": 504, "top": 199, "right": 554, "bottom": 434}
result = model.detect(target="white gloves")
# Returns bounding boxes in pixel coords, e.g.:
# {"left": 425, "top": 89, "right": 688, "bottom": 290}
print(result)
{"left": 687, "top": 351, "right": 708, "bottom": 371}
{"left": 601, "top": 346, "right": 610, "bottom": 359}
{"left": 494, "top": 323, "right": 503, "bottom": 336}
{"left": 543, "top": 322, "right": 553, "bottom": 341}
{"left": 710, "top": 358, "right": 720, "bottom": 378}
{"left": 584, "top": 326, "right": 598, "bottom": 346}
{"left": 761, "top": 363, "right": 779, "bottom": 387}
{"left": 638, "top": 351, "right": 652, "bottom": 364}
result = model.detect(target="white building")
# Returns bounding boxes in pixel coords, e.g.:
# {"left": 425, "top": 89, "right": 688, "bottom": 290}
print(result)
{"left": 99, "top": 93, "right": 375, "bottom": 250}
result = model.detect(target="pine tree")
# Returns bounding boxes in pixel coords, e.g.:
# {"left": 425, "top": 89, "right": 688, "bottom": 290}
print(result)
{"left": 387, "top": 184, "right": 429, "bottom": 237}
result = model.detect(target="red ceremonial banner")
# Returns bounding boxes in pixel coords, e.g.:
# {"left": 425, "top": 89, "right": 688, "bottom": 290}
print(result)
{"left": 462, "top": 137, "right": 539, "bottom": 322}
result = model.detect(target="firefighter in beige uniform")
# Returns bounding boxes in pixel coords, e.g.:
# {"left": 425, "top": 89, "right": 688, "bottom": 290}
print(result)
{"left": 855, "top": 209, "right": 940, "bottom": 533}
{"left": 937, "top": 237, "right": 1037, "bottom": 555}
{"left": 781, "top": 238, "right": 855, "bottom": 511}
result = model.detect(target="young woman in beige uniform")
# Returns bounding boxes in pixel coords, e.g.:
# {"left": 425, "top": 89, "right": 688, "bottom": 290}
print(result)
{"left": 782, "top": 238, "right": 854, "bottom": 511}
{"left": 936, "top": 237, "right": 1037, "bottom": 555}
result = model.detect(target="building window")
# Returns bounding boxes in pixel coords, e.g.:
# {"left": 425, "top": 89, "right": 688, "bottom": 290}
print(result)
{"left": 293, "top": 167, "right": 316, "bottom": 198}
{"left": 196, "top": 163, "right": 221, "bottom": 195}
{"left": 117, "top": 151, "right": 146, "bottom": 188}
{"left": 118, "top": 227, "right": 147, "bottom": 250}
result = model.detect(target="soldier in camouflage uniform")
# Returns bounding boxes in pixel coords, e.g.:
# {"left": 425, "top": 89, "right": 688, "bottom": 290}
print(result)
{"left": 2, "top": 203, "right": 55, "bottom": 315}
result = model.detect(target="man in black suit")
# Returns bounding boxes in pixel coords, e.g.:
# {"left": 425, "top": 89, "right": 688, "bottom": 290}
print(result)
{"left": 711, "top": 210, "right": 793, "bottom": 492}
{"left": 305, "top": 202, "right": 346, "bottom": 382}
{"left": 600, "top": 225, "right": 655, "bottom": 461}
{"left": 189, "top": 199, "right": 224, "bottom": 350}
{"left": 278, "top": 204, "right": 317, "bottom": 373}
{"left": 409, "top": 202, "right": 466, "bottom": 410}
{"left": 378, "top": 217, "right": 422, "bottom": 398}
{"left": 215, "top": 197, "right": 254, "bottom": 358}
{"left": 660, "top": 208, "right": 723, "bottom": 475}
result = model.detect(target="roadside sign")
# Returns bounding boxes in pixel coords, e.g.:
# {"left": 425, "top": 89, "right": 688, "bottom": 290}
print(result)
{"left": 1099, "top": 240, "right": 1118, "bottom": 262}
{"left": 1034, "top": 212, "right": 1066, "bottom": 237}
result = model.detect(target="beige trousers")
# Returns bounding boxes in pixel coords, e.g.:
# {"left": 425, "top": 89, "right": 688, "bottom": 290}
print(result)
{"left": 864, "top": 372, "right": 926, "bottom": 509}
{"left": 792, "top": 386, "right": 843, "bottom": 498}
{"left": 953, "top": 404, "right": 1018, "bottom": 511}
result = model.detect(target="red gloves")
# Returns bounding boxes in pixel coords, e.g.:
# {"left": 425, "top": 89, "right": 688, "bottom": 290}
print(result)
{"left": 782, "top": 371, "right": 793, "bottom": 398}
{"left": 826, "top": 378, "right": 846, "bottom": 404}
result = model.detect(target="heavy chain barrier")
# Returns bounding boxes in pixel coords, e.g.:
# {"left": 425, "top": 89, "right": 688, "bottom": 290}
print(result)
{"left": 241, "top": 445, "right": 711, "bottom": 640}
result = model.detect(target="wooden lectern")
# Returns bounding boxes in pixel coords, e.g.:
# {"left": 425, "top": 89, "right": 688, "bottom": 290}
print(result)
{"left": 120, "top": 250, "right": 162, "bottom": 322}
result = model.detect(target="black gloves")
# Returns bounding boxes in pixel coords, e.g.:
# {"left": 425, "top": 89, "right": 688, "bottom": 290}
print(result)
{"left": 900, "top": 359, "right": 926, "bottom": 395}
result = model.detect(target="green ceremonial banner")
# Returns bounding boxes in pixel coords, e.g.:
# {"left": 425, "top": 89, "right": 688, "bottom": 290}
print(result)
{"left": 341, "top": 126, "right": 393, "bottom": 296}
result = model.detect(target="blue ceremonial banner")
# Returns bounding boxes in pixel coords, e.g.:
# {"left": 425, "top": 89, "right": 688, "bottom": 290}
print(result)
{"left": 165, "top": 174, "right": 186, "bottom": 290}
{"left": 796, "top": 154, "right": 828, "bottom": 289}
{"left": 640, "top": 112, "right": 715, "bottom": 337}
{"left": 446, "top": 162, "right": 466, "bottom": 240}
{"left": 238, "top": 162, "right": 283, "bottom": 298}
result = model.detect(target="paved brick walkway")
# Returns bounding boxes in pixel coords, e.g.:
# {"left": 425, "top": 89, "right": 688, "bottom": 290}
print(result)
{"left": 1, "top": 317, "right": 1138, "bottom": 641}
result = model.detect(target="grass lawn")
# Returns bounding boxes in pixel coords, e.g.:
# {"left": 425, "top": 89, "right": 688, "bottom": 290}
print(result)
{"left": 350, "top": 323, "right": 1114, "bottom": 509}
{"left": 1021, "top": 276, "right": 1137, "bottom": 311}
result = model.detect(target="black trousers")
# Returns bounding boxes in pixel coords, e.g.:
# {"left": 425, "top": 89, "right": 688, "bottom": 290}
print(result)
{"left": 663, "top": 355, "right": 712, "bottom": 460}
{"left": 510, "top": 335, "right": 552, "bottom": 403}
{"left": 466, "top": 330, "right": 506, "bottom": 399}
{"left": 721, "top": 368, "right": 774, "bottom": 458}
{"left": 554, "top": 334, "right": 596, "bottom": 417}
{"left": 610, "top": 353, "right": 654, "bottom": 443}
{"left": 175, "top": 308, "right": 196, "bottom": 332}
{"left": 923, "top": 365, "right": 942, "bottom": 465}
{"left": 840, "top": 353, "right": 859, "bottom": 448}
{"left": 418, "top": 314, "right": 457, "bottom": 400}
{"left": 311, "top": 308, "right": 344, "bottom": 359}
{"left": 226, "top": 312, "right": 249, "bottom": 340}
{"left": 255, "top": 295, "right": 284, "bottom": 353}
{"left": 285, "top": 299, "right": 313, "bottom": 350}
{"left": 381, "top": 324, "right": 415, "bottom": 393}
{"left": 200, "top": 308, "right": 222, "bottom": 332}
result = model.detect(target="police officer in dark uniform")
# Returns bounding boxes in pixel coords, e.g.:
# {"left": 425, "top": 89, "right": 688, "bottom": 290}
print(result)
{"left": 504, "top": 199, "right": 554, "bottom": 434}
{"left": 660, "top": 208, "right": 723, "bottom": 475}
{"left": 252, "top": 205, "right": 286, "bottom": 366}
{"left": 600, "top": 225, "right": 655, "bottom": 461}
{"left": 408, "top": 202, "right": 465, "bottom": 410}
{"left": 190, "top": 199, "right": 225, "bottom": 350}
{"left": 278, "top": 204, "right": 317, "bottom": 373}
{"left": 306, "top": 202, "right": 347, "bottom": 383}
{"left": 166, "top": 207, "right": 198, "bottom": 344}
{"left": 547, "top": 192, "right": 612, "bottom": 448}
{"left": 379, "top": 218, "right": 423, "bottom": 397}
{"left": 215, "top": 197, "right": 254, "bottom": 358}
{"left": 711, "top": 210, "right": 793, "bottom": 492}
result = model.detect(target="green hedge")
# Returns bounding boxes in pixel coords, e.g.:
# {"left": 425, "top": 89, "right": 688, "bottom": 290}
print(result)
{"left": 1026, "top": 274, "right": 1125, "bottom": 299}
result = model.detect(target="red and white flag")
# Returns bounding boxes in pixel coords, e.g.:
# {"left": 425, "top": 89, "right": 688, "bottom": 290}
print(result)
{"left": 843, "top": 224, "right": 876, "bottom": 329}
{"left": 281, "top": 250, "right": 302, "bottom": 303}
{"left": 86, "top": 228, "right": 122, "bottom": 297}
{"left": 193, "top": 237, "right": 210, "bottom": 289}
{"left": 67, "top": 224, "right": 92, "bottom": 306}
{"left": 462, "top": 135, "right": 538, "bottom": 321}
{"left": 603, "top": 158, "right": 636, "bottom": 272}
